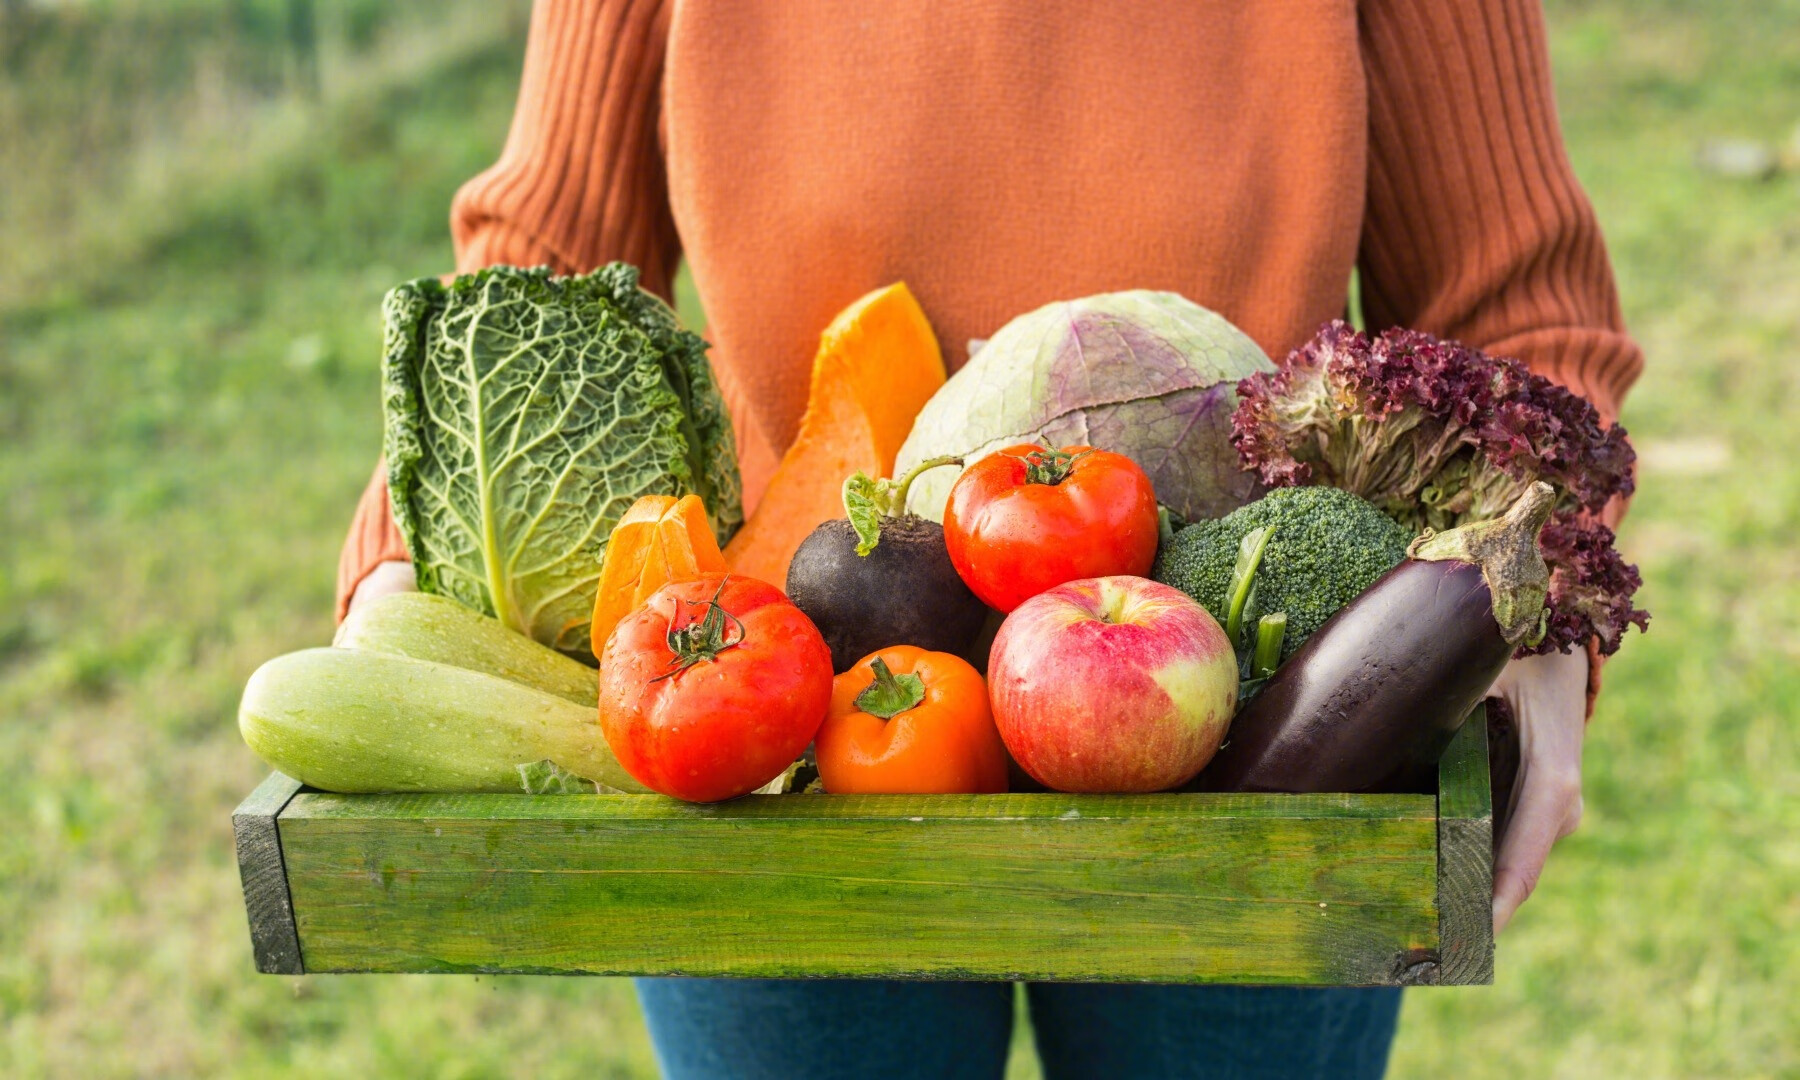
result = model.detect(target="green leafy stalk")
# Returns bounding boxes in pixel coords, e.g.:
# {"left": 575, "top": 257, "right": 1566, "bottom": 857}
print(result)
{"left": 1157, "top": 505, "right": 1187, "bottom": 548}
{"left": 1223, "top": 525, "right": 1276, "bottom": 647}
{"left": 854, "top": 657, "right": 927, "bottom": 720}
{"left": 843, "top": 456, "right": 962, "bottom": 555}
{"left": 1251, "top": 612, "right": 1287, "bottom": 679}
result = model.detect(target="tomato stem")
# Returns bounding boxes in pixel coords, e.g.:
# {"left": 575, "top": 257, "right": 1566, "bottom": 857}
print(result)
{"left": 1021, "top": 445, "right": 1094, "bottom": 486}
{"left": 854, "top": 657, "right": 927, "bottom": 720}
{"left": 653, "top": 577, "right": 745, "bottom": 681}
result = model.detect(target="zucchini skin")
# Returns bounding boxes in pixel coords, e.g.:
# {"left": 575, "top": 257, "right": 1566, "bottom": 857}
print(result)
{"left": 239, "top": 647, "right": 646, "bottom": 793}
{"left": 334, "top": 592, "right": 598, "bottom": 707}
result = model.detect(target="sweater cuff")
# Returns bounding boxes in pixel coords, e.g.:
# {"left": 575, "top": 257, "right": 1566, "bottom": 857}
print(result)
{"left": 1584, "top": 637, "right": 1605, "bottom": 720}
{"left": 335, "top": 461, "right": 410, "bottom": 624}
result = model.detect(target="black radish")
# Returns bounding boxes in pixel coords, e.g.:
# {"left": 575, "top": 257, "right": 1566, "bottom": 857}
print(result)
{"left": 786, "top": 457, "right": 990, "bottom": 672}
{"left": 1196, "top": 482, "right": 1556, "bottom": 794}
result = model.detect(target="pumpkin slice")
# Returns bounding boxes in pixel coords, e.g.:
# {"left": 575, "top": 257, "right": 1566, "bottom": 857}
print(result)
{"left": 633, "top": 494, "right": 729, "bottom": 611}
{"left": 591, "top": 495, "right": 677, "bottom": 659}
{"left": 594, "top": 494, "right": 731, "bottom": 660}
{"left": 724, "top": 282, "right": 945, "bottom": 587}
{"left": 816, "top": 282, "right": 947, "bottom": 469}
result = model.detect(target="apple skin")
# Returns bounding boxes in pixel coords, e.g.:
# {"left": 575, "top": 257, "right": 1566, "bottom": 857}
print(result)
{"left": 988, "top": 576, "right": 1238, "bottom": 793}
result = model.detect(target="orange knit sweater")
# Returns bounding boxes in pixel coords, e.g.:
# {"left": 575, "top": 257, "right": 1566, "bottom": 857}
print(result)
{"left": 338, "top": 0, "right": 1642, "bottom": 697}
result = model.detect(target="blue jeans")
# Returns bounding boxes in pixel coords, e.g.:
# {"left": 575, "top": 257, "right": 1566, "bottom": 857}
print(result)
{"left": 636, "top": 978, "right": 1402, "bottom": 1080}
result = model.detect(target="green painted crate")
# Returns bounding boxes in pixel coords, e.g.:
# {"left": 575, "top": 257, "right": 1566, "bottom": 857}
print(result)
{"left": 233, "top": 709, "right": 1493, "bottom": 986}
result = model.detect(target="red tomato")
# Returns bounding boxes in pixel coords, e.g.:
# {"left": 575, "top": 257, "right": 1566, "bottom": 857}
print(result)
{"left": 598, "top": 573, "right": 833, "bottom": 802}
{"left": 943, "top": 445, "right": 1160, "bottom": 612}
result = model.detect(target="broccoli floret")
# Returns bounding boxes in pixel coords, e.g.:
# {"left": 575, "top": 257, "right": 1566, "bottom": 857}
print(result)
{"left": 1152, "top": 486, "right": 1413, "bottom": 660}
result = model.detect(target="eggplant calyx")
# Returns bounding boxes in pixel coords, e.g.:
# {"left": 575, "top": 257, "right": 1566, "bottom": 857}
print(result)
{"left": 1407, "top": 481, "right": 1555, "bottom": 646}
{"left": 855, "top": 657, "right": 927, "bottom": 720}
{"left": 843, "top": 456, "right": 963, "bottom": 555}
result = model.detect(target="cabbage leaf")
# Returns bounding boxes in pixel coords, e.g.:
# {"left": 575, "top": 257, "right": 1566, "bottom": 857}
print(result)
{"left": 894, "top": 291, "right": 1273, "bottom": 522}
{"left": 382, "top": 264, "right": 741, "bottom": 662}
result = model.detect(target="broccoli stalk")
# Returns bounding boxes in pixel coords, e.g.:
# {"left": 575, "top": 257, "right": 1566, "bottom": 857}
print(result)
{"left": 1223, "top": 525, "right": 1275, "bottom": 648}
{"left": 1251, "top": 613, "right": 1287, "bottom": 679}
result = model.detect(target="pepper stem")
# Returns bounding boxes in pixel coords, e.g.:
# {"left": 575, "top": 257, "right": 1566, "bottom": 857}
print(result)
{"left": 853, "top": 657, "right": 927, "bottom": 720}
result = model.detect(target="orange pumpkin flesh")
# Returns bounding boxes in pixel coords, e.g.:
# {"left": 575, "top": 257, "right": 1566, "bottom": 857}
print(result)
{"left": 592, "top": 494, "right": 728, "bottom": 660}
{"left": 724, "top": 282, "right": 946, "bottom": 587}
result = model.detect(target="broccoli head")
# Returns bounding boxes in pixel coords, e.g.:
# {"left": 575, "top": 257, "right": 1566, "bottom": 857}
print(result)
{"left": 1152, "top": 486, "right": 1413, "bottom": 660}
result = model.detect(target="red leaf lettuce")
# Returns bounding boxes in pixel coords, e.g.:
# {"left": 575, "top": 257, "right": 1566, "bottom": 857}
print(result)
{"left": 1232, "top": 321, "right": 1647, "bottom": 656}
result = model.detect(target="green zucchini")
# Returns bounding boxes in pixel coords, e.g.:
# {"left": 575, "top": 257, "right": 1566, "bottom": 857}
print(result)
{"left": 333, "top": 592, "right": 597, "bottom": 706}
{"left": 239, "top": 647, "right": 648, "bottom": 793}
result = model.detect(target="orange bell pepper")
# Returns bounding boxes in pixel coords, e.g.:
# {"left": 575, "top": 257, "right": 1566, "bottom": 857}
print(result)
{"left": 816, "top": 646, "right": 1008, "bottom": 794}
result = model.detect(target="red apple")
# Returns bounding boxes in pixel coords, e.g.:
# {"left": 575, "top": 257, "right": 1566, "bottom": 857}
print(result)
{"left": 988, "top": 576, "right": 1238, "bottom": 792}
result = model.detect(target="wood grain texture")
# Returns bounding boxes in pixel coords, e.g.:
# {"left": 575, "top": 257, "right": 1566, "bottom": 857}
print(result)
{"left": 1434, "top": 706, "right": 1495, "bottom": 985}
{"left": 274, "top": 791, "right": 1439, "bottom": 984}
{"left": 233, "top": 772, "right": 305, "bottom": 975}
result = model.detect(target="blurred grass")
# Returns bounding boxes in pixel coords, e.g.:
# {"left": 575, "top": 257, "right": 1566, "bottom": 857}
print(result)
{"left": 0, "top": 0, "right": 1795, "bottom": 1076}
{"left": 1391, "top": 4, "right": 1800, "bottom": 1077}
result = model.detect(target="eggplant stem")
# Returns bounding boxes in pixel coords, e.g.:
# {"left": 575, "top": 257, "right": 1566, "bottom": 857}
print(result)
{"left": 1407, "top": 481, "right": 1556, "bottom": 646}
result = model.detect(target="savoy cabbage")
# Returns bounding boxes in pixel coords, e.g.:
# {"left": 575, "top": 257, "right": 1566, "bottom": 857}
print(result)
{"left": 382, "top": 264, "right": 741, "bottom": 663}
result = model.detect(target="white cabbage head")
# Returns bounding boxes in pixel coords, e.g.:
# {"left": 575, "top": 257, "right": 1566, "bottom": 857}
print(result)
{"left": 895, "top": 291, "right": 1274, "bottom": 522}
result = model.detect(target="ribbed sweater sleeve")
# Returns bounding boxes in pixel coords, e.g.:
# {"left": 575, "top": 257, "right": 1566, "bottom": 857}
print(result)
{"left": 451, "top": 0, "right": 680, "bottom": 295}
{"left": 334, "top": 0, "right": 678, "bottom": 621}
{"left": 1358, "top": 0, "right": 1642, "bottom": 427}
{"left": 1357, "top": 0, "right": 1643, "bottom": 708}
{"left": 334, "top": 462, "right": 412, "bottom": 622}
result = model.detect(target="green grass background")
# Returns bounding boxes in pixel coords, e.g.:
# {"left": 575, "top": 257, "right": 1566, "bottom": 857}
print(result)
{"left": 1, "top": 1, "right": 1795, "bottom": 1075}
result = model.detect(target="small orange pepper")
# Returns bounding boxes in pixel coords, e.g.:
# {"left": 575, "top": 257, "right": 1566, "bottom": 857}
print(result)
{"left": 816, "top": 645, "right": 1008, "bottom": 794}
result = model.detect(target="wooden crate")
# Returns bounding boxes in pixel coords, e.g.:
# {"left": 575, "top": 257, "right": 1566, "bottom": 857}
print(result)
{"left": 234, "top": 709, "right": 1493, "bottom": 986}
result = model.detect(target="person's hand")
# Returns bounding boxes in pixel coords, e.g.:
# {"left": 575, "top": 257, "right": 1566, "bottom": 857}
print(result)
{"left": 1487, "top": 648, "right": 1589, "bottom": 935}
{"left": 346, "top": 559, "right": 417, "bottom": 614}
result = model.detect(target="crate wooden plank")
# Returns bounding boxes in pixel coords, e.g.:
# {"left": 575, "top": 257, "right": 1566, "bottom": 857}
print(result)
{"left": 276, "top": 791, "right": 1439, "bottom": 984}
{"left": 1433, "top": 707, "right": 1495, "bottom": 985}
{"left": 233, "top": 771, "right": 305, "bottom": 975}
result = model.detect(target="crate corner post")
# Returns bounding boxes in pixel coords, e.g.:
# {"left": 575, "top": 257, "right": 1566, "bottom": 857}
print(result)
{"left": 234, "top": 772, "right": 305, "bottom": 975}
{"left": 1434, "top": 706, "right": 1495, "bottom": 984}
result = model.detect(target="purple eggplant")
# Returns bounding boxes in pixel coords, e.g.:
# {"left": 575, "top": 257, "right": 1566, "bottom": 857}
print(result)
{"left": 1196, "top": 482, "right": 1556, "bottom": 794}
